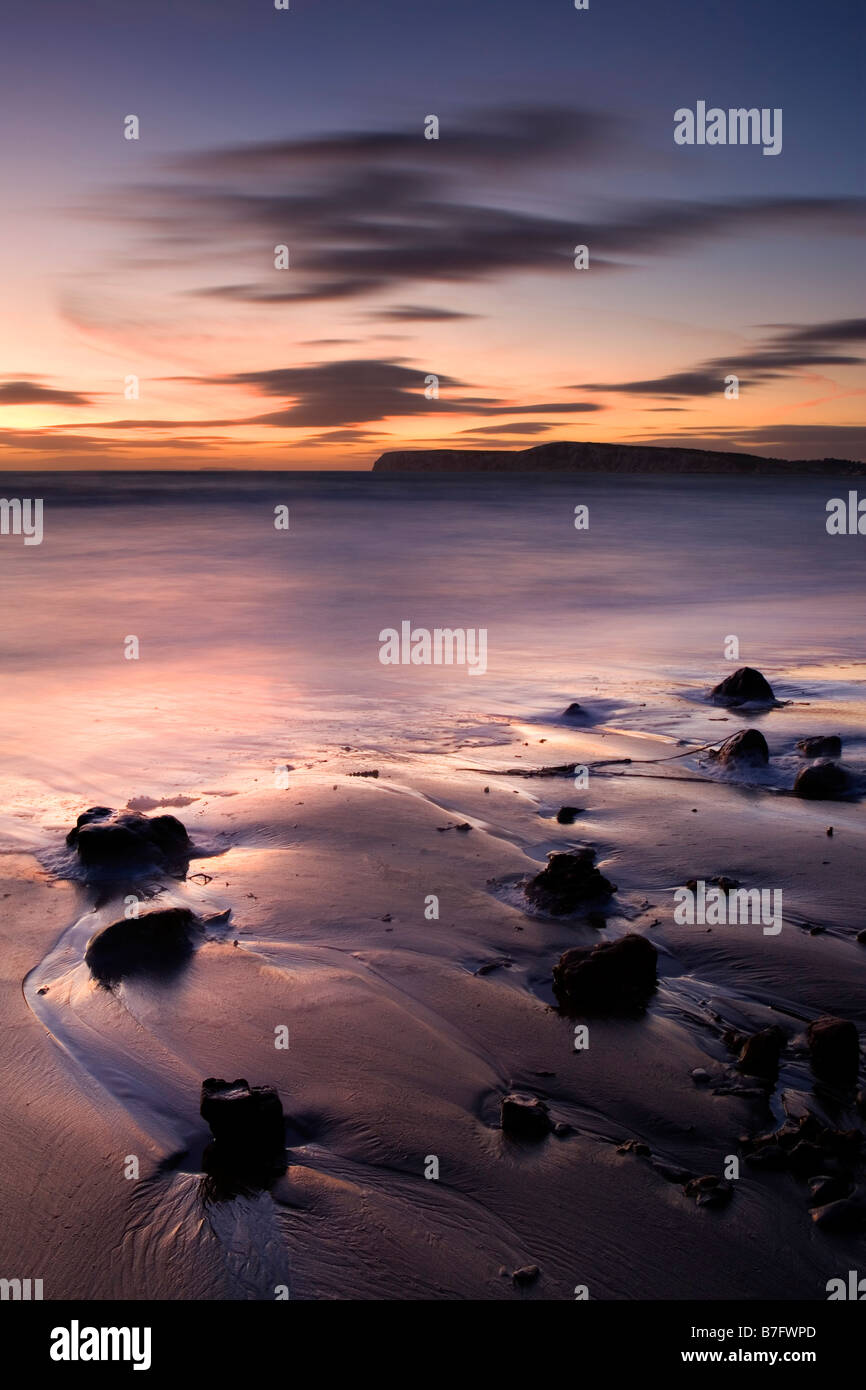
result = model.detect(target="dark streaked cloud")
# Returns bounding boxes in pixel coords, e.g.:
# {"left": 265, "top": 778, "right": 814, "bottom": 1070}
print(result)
{"left": 166, "top": 359, "right": 601, "bottom": 429}
{"left": 0, "top": 379, "right": 92, "bottom": 406}
{"left": 81, "top": 109, "right": 866, "bottom": 312}
{"left": 459, "top": 422, "right": 554, "bottom": 434}
{"left": 370, "top": 305, "right": 480, "bottom": 322}
{"left": 580, "top": 318, "right": 866, "bottom": 399}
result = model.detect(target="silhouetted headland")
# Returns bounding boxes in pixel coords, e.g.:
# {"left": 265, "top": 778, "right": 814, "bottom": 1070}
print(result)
{"left": 372, "top": 440, "right": 866, "bottom": 474}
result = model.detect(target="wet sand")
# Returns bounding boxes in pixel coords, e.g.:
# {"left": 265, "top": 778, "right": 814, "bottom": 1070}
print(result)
{"left": 3, "top": 687, "right": 864, "bottom": 1300}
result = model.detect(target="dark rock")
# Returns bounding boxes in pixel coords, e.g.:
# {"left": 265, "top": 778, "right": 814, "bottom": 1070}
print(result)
{"left": 808, "top": 1174, "right": 854, "bottom": 1207}
{"left": 684, "top": 1175, "right": 732, "bottom": 1208}
{"left": 475, "top": 958, "right": 512, "bottom": 976}
{"left": 553, "top": 933, "right": 657, "bottom": 1014}
{"left": 712, "top": 729, "right": 769, "bottom": 766}
{"left": 797, "top": 735, "right": 842, "bottom": 758}
{"left": 525, "top": 848, "right": 615, "bottom": 915}
{"left": 794, "top": 762, "right": 849, "bottom": 800}
{"left": 857, "top": 932, "right": 866, "bottom": 946}
{"left": 807, "top": 1016, "right": 860, "bottom": 1086}
{"left": 742, "top": 1114, "right": 862, "bottom": 1175}
{"left": 744, "top": 1143, "right": 789, "bottom": 1170}
{"left": 556, "top": 806, "right": 581, "bottom": 825}
{"left": 736, "top": 1026, "right": 786, "bottom": 1079}
{"left": 617, "top": 1139, "right": 650, "bottom": 1156}
{"left": 686, "top": 875, "right": 740, "bottom": 893}
{"left": 500, "top": 1093, "right": 552, "bottom": 1140}
{"left": 512, "top": 1265, "right": 540, "bottom": 1285}
{"left": 200, "top": 1077, "right": 286, "bottom": 1186}
{"left": 562, "top": 702, "right": 585, "bottom": 720}
{"left": 553, "top": 1121, "right": 571, "bottom": 1137}
{"left": 66, "top": 806, "right": 191, "bottom": 874}
{"left": 691, "top": 1068, "right": 711, "bottom": 1085}
{"left": 788, "top": 1141, "right": 828, "bottom": 1178}
{"left": 811, "top": 1197, "right": 866, "bottom": 1232}
{"left": 711, "top": 667, "right": 775, "bottom": 705}
{"left": 85, "top": 907, "right": 202, "bottom": 985}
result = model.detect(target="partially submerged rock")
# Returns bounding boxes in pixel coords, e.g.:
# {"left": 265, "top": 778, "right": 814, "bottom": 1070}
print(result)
{"left": 684, "top": 1175, "right": 732, "bottom": 1208}
{"left": 200, "top": 1077, "right": 286, "bottom": 1186}
{"left": 797, "top": 735, "right": 842, "bottom": 758}
{"left": 562, "top": 702, "right": 586, "bottom": 720}
{"left": 553, "top": 933, "right": 657, "bottom": 1014}
{"left": 85, "top": 907, "right": 202, "bottom": 985}
{"left": 525, "top": 848, "right": 615, "bottom": 915}
{"left": 556, "top": 806, "right": 581, "bottom": 825}
{"left": 500, "top": 1093, "right": 552, "bottom": 1140}
{"left": 793, "top": 762, "right": 849, "bottom": 800}
{"left": 810, "top": 1198, "right": 866, "bottom": 1233}
{"left": 711, "top": 667, "right": 775, "bottom": 705}
{"left": 742, "top": 1114, "right": 862, "bottom": 1176}
{"left": 807, "top": 1016, "right": 860, "bottom": 1086}
{"left": 66, "top": 806, "right": 192, "bottom": 874}
{"left": 735, "top": 1025, "right": 786, "bottom": 1080}
{"left": 711, "top": 729, "right": 769, "bottom": 766}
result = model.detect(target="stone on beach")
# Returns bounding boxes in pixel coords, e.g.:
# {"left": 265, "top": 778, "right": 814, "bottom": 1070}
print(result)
{"left": 806, "top": 1016, "right": 860, "bottom": 1086}
{"left": 562, "top": 702, "right": 586, "bottom": 720}
{"left": 66, "top": 806, "right": 192, "bottom": 873}
{"left": 500, "top": 1093, "right": 552, "bottom": 1140}
{"left": 200, "top": 1077, "right": 286, "bottom": 1182}
{"left": 525, "top": 848, "right": 615, "bottom": 915}
{"left": 85, "top": 907, "right": 202, "bottom": 985}
{"left": 735, "top": 1025, "right": 786, "bottom": 1079}
{"left": 712, "top": 729, "right": 769, "bottom": 766}
{"left": 684, "top": 1175, "right": 733, "bottom": 1208}
{"left": 797, "top": 735, "right": 842, "bottom": 758}
{"left": 793, "top": 762, "right": 849, "bottom": 800}
{"left": 710, "top": 667, "right": 775, "bottom": 705}
{"left": 553, "top": 933, "right": 657, "bottom": 1014}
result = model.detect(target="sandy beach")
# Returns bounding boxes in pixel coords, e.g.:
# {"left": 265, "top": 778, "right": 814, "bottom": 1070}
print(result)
{"left": 0, "top": 472, "right": 863, "bottom": 1301}
{"left": 3, "top": 690, "right": 864, "bottom": 1299}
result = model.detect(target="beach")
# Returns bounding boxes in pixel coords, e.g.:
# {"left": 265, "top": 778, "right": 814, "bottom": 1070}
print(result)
{"left": 1, "top": 471, "right": 864, "bottom": 1300}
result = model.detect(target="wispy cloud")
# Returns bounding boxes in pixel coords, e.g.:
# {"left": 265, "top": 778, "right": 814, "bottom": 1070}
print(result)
{"left": 579, "top": 318, "right": 866, "bottom": 398}
{"left": 0, "top": 378, "right": 92, "bottom": 407}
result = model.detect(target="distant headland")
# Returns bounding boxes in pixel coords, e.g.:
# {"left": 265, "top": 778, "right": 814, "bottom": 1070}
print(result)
{"left": 372, "top": 441, "right": 866, "bottom": 475}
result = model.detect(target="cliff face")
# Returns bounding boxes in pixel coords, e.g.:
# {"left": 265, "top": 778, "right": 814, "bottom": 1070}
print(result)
{"left": 372, "top": 441, "right": 864, "bottom": 474}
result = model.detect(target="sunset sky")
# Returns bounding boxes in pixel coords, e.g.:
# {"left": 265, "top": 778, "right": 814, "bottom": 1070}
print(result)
{"left": 1, "top": 0, "right": 863, "bottom": 468}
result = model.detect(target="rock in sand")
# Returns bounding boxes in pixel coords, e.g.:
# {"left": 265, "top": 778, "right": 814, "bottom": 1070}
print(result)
{"left": 525, "top": 848, "right": 615, "bottom": 915}
{"left": 553, "top": 933, "right": 657, "bottom": 1014}
{"left": 710, "top": 667, "right": 775, "bottom": 705}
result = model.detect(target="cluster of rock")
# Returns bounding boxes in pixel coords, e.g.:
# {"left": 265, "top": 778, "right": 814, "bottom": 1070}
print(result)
{"left": 742, "top": 1115, "right": 865, "bottom": 1231}
{"left": 702, "top": 668, "right": 850, "bottom": 798}
{"left": 723, "top": 1015, "right": 859, "bottom": 1088}
{"left": 65, "top": 807, "right": 286, "bottom": 1193}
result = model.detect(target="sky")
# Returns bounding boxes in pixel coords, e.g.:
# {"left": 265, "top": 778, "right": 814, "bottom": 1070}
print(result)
{"left": 0, "top": 0, "right": 863, "bottom": 468}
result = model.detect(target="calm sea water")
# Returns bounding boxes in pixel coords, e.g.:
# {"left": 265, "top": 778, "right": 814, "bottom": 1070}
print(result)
{"left": 1, "top": 471, "right": 863, "bottom": 828}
